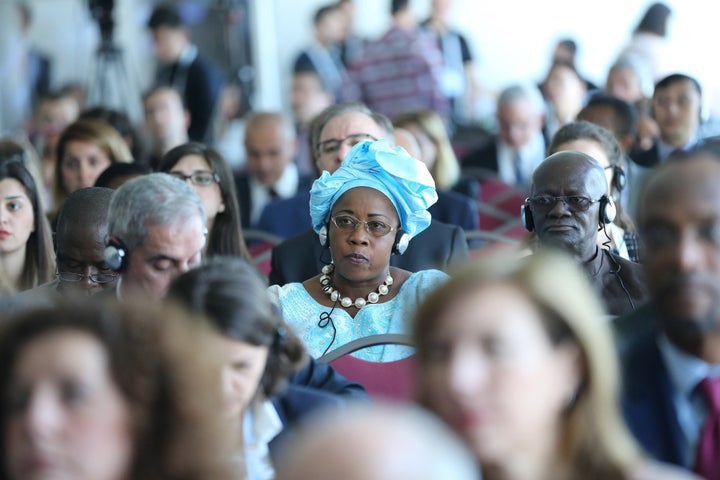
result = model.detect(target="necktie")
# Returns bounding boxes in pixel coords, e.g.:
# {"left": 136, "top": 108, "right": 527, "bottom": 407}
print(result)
{"left": 695, "top": 377, "right": 720, "bottom": 478}
{"left": 513, "top": 151, "right": 525, "bottom": 187}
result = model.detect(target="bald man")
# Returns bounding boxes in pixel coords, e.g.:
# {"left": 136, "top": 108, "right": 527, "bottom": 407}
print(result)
{"left": 6, "top": 187, "right": 115, "bottom": 310}
{"left": 236, "top": 111, "right": 314, "bottom": 228}
{"left": 617, "top": 146, "right": 720, "bottom": 474}
{"left": 524, "top": 151, "right": 647, "bottom": 315}
{"left": 275, "top": 404, "right": 478, "bottom": 480}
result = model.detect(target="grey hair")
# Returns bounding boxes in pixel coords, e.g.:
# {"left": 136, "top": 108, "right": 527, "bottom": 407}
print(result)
{"left": 107, "top": 173, "right": 206, "bottom": 251}
{"left": 498, "top": 82, "right": 547, "bottom": 115}
{"left": 608, "top": 54, "right": 654, "bottom": 99}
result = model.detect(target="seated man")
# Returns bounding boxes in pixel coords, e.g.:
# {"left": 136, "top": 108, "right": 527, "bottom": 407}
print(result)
{"left": 236, "top": 111, "right": 314, "bottom": 228}
{"left": 462, "top": 83, "right": 547, "bottom": 191}
{"left": 263, "top": 102, "right": 469, "bottom": 285}
{"left": 615, "top": 146, "right": 720, "bottom": 477}
{"left": 5, "top": 187, "right": 115, "bottom": 310}
{"left": 142, "top": 85, "right": 189, "bottom": 169}
{"left": 522, "top": 151, "right": 647, "bottom": 315}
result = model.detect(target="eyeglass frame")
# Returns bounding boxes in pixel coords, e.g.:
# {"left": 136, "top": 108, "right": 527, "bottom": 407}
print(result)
{"left": 56, "top": 269, "right": 119, "bottom": 284}
{"left": 330, "top": 214, "right": 397, "bottom": 237}
{"left": 169, "top": 170, "right": 220, "bottom": 187}
{"left": 525, "top": 194, "right": 603, "bottom": 212}
{"left": 316, "top": 134, "right": 378, "bottom": 157}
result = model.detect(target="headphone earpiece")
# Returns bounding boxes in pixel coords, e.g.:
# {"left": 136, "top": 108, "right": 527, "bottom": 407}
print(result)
{"left": 104, "top": 237, "right": 129, "bottom": 272}
{"left": 393, "top": 230, "right": 410, "bottom": 255}
{"left": 599, "top": 195, "right": 616, "bottom": 226}
{"left": 318, "top": 225, "right": 329, "bottom": 248}
{"left": 613, "top": 165, "right": 626, "bottom": 193}
{"left": 521, "top": 202, "right": 535, "bottom": 232}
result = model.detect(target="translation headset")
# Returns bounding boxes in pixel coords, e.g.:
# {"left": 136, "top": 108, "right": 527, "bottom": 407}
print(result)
{"left": 611, "top": 165, "right": 626, "bottom": 193}
{"left": 521, "top": 195, "right": 616, "bottom": 232}
{"left": 104, "top": 237, "right": 130, "bottom": 272}
{"left": 318, "top": 225, "right": 410, "bottom": 255}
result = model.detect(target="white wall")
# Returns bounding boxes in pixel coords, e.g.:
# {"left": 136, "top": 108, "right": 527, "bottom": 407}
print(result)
{"left": 13, "top": 0, "right": 720, "bottom": 121}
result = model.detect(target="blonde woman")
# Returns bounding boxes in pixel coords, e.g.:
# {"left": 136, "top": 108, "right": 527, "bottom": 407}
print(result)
{"left": 413, "top": 250, "right": 698, "bottom": 480}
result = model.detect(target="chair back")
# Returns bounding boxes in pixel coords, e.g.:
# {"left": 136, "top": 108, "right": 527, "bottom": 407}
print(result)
{"left": 318, "top": 334, "right": 415, "bottom": 401}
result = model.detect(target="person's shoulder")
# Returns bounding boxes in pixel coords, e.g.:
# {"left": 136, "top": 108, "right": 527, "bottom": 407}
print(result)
{"left": 405, "top": 269, "right": 450, "bottom": 288}
{"left": 629, "top": 143, "right": 660, "bottom": 168}
{"left": 629, "top": 459, "right": 703, "bottom": 480}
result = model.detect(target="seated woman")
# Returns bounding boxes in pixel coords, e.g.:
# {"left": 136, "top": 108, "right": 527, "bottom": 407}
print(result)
{"left": 0, "top": 160, "right": 54, "bottom": 295}
{"left": 52, "top": 118, "right": 132, "bottom": 216}
{"left": 168, "top": 256, "right": 361, "bottom": 480}
{"left": 393, "top": 109, "right": 479, "bottom": 231}
{"left": 548, "top": 120, "right": 640, "bottom": 262}
{"left": 158, "top": 142, "right": 249, "bottom": 259}
{"left": 0, "top": 299, "right": 238, "bottom": 479}
{"left": 269, "top": 140, "right": 448, "bottom": 361}
{"left": 413, "top": 250, "right": 699, "bottom": 480}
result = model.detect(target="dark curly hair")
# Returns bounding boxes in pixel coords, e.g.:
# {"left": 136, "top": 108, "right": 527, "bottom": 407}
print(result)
{"left": 167, "top": 256, "right": 306, "bottom": 397}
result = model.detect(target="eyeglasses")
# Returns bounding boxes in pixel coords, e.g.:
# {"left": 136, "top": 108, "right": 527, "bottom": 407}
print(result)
{"left": 331, "top": 214, "right": 396, "bottom": 237}
{"left": 316, "top": 134, "right": 378, "bottom": 156}
{"left": 526, "top": 195, "right": 601, "bottom": 212}
{"left": 169, "top": 170, "right": 220, "bottom": 187}
{"left": 56, "top": 270, "right": 118, "bottom": 284}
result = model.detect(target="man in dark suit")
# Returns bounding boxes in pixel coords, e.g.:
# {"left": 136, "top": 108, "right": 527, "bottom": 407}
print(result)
{"left": 263, "top": 102, "right": 469, "bottom": 283}
{"left": 147, "top": 3, "right": 223, "bottom": 142}
{"left": 615, "top": 146, "right": 720, "bottom": 476}
{"left": 236, "top": 111, "right": 314, "bottom": 229}
{"left": 462, "top": 83, "right": 547, "bottom": 191}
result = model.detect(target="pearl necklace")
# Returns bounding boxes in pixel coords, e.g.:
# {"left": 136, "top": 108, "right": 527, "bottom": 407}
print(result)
{"left": 319, "top": 263, "right": 393, "bottom": 309}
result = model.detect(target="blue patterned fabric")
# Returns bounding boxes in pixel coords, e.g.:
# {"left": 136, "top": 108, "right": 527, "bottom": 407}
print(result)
{"left": 268, "top": 269, "right": 448, "bottom": 361}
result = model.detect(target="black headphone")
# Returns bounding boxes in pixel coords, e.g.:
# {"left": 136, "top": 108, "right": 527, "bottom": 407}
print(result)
{"left": 318, "top": 225, "right": 410, "bottom": 255}
{"left": 104, "top": 237, "right": 130, "bottom": 272}
{"left": 611, "top": 164, "right": 626, "bottom": 193}
{"left": 521, "top": 195, "right": 616, "bottom": 232}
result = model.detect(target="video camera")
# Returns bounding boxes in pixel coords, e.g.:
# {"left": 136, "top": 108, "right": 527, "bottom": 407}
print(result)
{"left": 87, "top": 0, "right": 115, "bottom": 45}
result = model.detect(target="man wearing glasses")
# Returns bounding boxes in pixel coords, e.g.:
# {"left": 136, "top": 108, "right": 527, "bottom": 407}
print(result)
{"left": 523, "top": 150, "right": 647, "bottom": 316}
{"left": 5, "top": 187, "right": 115, "bottom": 310}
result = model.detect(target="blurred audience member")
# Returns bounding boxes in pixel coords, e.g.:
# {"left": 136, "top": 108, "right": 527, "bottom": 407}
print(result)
{"left": 276, "top": 403, "right": 479, "bottom": 480}
{"left": 341, "top": 0, "right": 449, "bottom": 124}
{"left": 293, "top": 4, "right": 347, "bottom": 100}
{"left": 94, "top": 162, "right": 151, "bottom": 190}
{"left": 52, "top": 118, "right": 132, "bottom": 217}
{"left": 237, "top": 112, "right": 313, "bottom": 228}
{"left": 142, "top": 85, "right": 189, "bottom": 169}
{"left": 414, "top": 250, "right": 697, "bottom": 480}
{"left": 550, "top": 37, "right": 598, "bottom": 91}
{"left": 618, "top": 2, "right": 674, "bottom": 82}
{"left": 421, "top": 0, "right": 477, "bottom": 125}
{"left": 290, "top": 70, "right": 335, "bottom": 176}
{"left": 578, "top": 93, "right": 639, "bottom": 154}
{"left": 541, "top": 60, "right": 588, "bottom": 139}
{"left": 147, "top": 2, "right": 223, "bottom": 142}
{"left": 394, "top": 110, "right": 478, "bottom": 231}
{"left": 0, "top": 300, "right": 239, "bottom": 480}
{"left": 80, "top": 107, "right": 142, "bottom": 163}
{"left": 462, "top": 83, "right": 547, "bottom": 191}
{"left": 212, "top": 82, "right": 248, "bottom": 173}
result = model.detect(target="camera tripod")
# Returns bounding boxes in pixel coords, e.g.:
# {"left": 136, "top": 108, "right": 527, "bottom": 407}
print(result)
{"left": 87, "top": 40, "right": 141, "bottom": 120}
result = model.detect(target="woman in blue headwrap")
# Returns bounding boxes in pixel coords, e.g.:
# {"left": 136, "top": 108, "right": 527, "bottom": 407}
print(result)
{"left": 268, "top": 140, "right": 449, "bottom": 361}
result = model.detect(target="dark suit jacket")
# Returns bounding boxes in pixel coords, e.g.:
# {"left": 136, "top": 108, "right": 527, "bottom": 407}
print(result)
{"left": 268, "top": 220, "right": 469, "bottom": 285}
{"left": 432, "top": 189, "right": 479, "bottom": 231}
{"left": 268, "top": 384, "right": 344, "bottom": 460}
{"left": 156, "top": 54, "right": 223, "bottom": 142}
{"left": 616, "top": 305, "right": 685, "bottom": 467}
{"left": 235, "top": 174, "right": 314, "bottom": 230}
{"left": 289, "top": 357, "right": 367, "bottom": 399}
{"left": 630, "top": 143, "right": 661, "bottom": 168}
{"left": 461, "top": 141, "right": 499, "bottom": 173}
{"left": 258, "top": 189, "right": 478, "bottom": 240}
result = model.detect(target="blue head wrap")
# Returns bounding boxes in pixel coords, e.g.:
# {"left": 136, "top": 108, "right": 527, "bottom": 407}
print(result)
{"left": 309, "top": 140, "right": 438, "bottom": 239}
